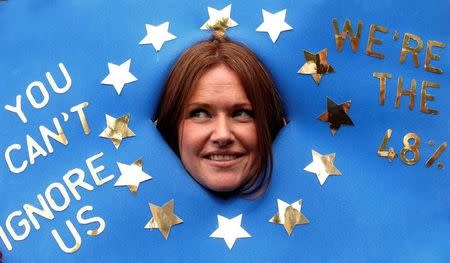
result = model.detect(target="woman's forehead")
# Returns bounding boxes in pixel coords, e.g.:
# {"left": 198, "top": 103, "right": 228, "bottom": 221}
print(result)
{"left": 196, "top": 64, "right": 241, "bottom": 86}
{"left": 186, "top": 86, "right": 252, "bottom": 107}
{"left": 186, "top": 65, "right": 250, "bottom": 105}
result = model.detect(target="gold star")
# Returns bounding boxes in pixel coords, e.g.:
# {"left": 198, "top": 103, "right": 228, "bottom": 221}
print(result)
{"left": 144, "top": 199, "right": 183, "bottom": 239}
{"left": 304, "top": 150, "right": 342, "bottom": 186}
{"left": 269, "top": 199, "right": 309, "bottom": 236}
{"left": 99, "top": 114, "right": 135, "bottom": 149}
{"left": 318, "top": 97, "right": 354, "bottom": 135}
{"left": 298, "top": 48, "right": 335, "bottom": 84}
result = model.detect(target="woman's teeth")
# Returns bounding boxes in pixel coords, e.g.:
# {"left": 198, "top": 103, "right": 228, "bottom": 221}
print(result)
{"left": 209, "top": 154, "right": 238, "bottom": 161}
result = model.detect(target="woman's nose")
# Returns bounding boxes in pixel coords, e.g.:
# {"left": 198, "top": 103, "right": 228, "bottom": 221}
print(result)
{"left": 210, "top": 116, "right": 234, "bottom": 147}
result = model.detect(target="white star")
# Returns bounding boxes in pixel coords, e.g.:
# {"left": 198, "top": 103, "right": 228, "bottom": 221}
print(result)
{"left": 200, "top": 4, "right": 238, "bottom": 30}
{"left": 256, "top": 9, "right": 293, "bottom": 43}
{"left": 210, "top": 214, "right": 251, "bottom": 250}
{"left": 101, "top": 59, "right": 137, "bottom": 95}
{"left": 114, "top": 159, "right": 152, "bottom": 193}
{"left": 139, "top": 22, "right": 176, "bottom": 51}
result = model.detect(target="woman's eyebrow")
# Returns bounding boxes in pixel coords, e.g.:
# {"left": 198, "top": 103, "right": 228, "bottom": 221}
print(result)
{"left": 186, "top": 101, "right": 253, "bottom": 109}
{"left": 186, "top": 102, "right": 211, "bottom": 108}
{"left": 186, "top": 102, "right": 252, "bottom": 108}
{"left": 232, "top": 103, "right": 253, "bottom": 108}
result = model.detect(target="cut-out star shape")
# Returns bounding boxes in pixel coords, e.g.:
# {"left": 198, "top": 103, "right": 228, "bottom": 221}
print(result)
{"left": 318, "top": 97, "right": 354, "bottom": 135}
{"left": 139, "top": 22, "right": 176, "bottom": 51}
{"left": 99, "top": 114, "right": 135, "bottom": 149}
{"left": 270, "top": 199, "right": 309, "bottom": 236}
{"left": 304, "top": 150, "right": 342, "bottom": 186}
{"left": 145, "top": 199, "right": 183, "bottom": 239}
{"left": 210, "top": 214, "right": 251, "bottom": 250}
{"left": 200, "top": 4, "right": 238, "bottom": 30}
{"left": 101, "top": 59, "right": 137, "bottom": 95}
{"left": 298, "top": 49, "right": 335, "bottom": 84}
{"left": 114, "top": 159, "right": 151, "bottom": 193}
{"left": 256, "top": 9, "right": 293, "bottom": 43}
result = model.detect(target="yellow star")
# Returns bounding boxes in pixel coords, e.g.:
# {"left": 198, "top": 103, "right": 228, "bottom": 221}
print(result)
{"left": 304, "top": 150, "right": 342, "bottom": 186}
{"left": 99, "top": 114, "right": 135, "bottom": 149}
{"left": 317, "top": 97, "right": 354, "bottom": 135}
{"left": 269, "top": 199, "right": 309, "bottom": 236}
{"left": 144, "top": 199, "right": 183, "bottom": 239}
{"left": 298, "top": 48, "right": 335, "bottom": 84}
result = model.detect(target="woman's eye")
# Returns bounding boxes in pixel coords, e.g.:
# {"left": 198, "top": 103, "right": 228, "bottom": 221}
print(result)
{"left": 233, "top": 109, "right": 254, "bottom": 120}
{"left": 189, "top": 109, "right": 210, "bottom": 119}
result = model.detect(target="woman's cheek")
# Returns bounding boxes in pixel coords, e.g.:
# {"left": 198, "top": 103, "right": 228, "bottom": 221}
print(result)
{"left": 237, "top": 123, "right": 258, "bottom": 147}
{"left": 180, "top": 122, "right": 207, "bottom": 151}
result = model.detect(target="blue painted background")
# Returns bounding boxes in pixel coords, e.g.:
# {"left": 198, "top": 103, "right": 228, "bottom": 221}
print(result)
{"left": 0, "top": 0, "right": 449, "bottom": 262}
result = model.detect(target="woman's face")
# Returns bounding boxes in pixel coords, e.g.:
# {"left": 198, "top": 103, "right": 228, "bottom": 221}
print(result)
{"left": 178, "top": 64, "right": 258, "bottom": 192}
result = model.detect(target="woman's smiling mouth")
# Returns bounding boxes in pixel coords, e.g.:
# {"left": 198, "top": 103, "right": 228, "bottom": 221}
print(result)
{"left": 202, "top": 152, "right": 246, "bottom": 168}
{"left": 203, "top": 151, "right": 245, "bottom": 160}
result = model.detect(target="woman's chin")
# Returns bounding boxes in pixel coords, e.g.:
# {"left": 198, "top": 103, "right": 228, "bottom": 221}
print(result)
{"left": 205, "top": 182, "right": 239, "bottom": 193}
{"left": 202, "top": 175, "right": 243, "bottom": 193}
{"left": 187, "top": 161, "right": 255, "bottom": 193}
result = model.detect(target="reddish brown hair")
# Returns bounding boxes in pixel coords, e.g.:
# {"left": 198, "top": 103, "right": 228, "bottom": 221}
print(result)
{"left": 156, "top": 36, "right": 285, "bottom": 196}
